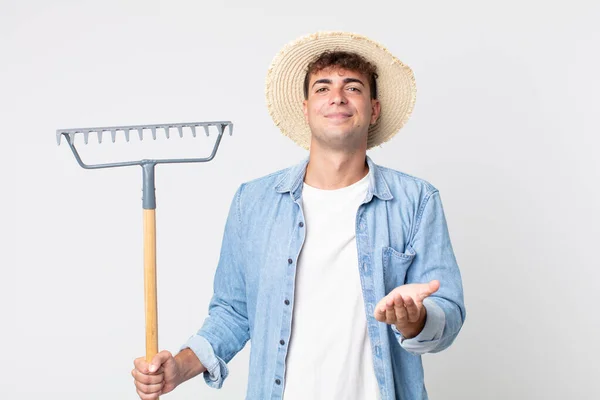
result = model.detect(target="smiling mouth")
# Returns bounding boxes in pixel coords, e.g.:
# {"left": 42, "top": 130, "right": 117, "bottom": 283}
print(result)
{"left": 325, "top": 113, "right": 352, "bottom": 119}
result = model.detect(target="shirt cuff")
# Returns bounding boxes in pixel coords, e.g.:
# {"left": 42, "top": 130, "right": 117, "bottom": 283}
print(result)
{"left": 392, "top": 297, "right": 445, "bottom": 354}
{"left": 179, "top": 334, "right": 229, "bottom": 389}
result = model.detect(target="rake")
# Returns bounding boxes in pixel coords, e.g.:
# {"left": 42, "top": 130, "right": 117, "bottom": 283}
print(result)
{"left": 57, "top": 121, "right": 233, "bottom": 390}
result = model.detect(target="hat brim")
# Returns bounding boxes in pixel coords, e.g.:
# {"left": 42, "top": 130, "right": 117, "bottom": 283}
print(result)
{"left": 265, "top": 31, "right": 417, "bottom": 150}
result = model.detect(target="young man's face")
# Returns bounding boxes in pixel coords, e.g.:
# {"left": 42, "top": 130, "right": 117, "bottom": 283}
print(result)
{"left": 303, "top": 66, "right": 380, "bottom": 151}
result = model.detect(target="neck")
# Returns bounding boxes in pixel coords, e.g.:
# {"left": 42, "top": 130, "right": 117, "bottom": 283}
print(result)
{"left": 305, "top": 147, "right": 369, "bottom": 190}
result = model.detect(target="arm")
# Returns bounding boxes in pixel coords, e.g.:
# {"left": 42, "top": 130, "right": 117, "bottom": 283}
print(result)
{"left": 375, "top": 190, "right": 466, "bottom": 354}
{"left": 180, "top": 184, "right": 250, "bottom": 388}
{"left": 400, "top": 190, "right": 466, "bottom": 354}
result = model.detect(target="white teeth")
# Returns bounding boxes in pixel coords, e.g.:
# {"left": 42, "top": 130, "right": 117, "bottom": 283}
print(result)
{"left": 203, "top": 125, "right": 210, "bottom": 136}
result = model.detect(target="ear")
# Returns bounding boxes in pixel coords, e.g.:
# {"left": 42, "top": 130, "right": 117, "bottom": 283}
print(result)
{"left": 302, "top": 99, "right": 309, "bottom": 123}
{"left": 370, "top": 99, "right": 381, "bottom": 125}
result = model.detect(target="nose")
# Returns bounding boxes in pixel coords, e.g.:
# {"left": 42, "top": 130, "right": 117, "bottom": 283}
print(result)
{"left": 329, "top": 87, "right": 347, "bottom": 105}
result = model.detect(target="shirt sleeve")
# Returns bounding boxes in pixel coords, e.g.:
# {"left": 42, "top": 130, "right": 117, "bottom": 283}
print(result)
{"left": 395, "top": 190, "right": 466, "bottom": 354}
{"left": 179, "top": 336, "right": 229, "bottom": 388}
{"left": 178, "top": 184, "right": 250, "bottom": 388}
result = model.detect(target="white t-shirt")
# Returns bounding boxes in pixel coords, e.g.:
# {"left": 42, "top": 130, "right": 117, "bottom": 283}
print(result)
{"left": 283, "top": 171, "right": 381, "bottom": 400}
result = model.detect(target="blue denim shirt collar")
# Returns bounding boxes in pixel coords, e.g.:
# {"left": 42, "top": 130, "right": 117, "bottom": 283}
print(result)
{"left": 274, "top": 155, "right": 393, "bottom": 202}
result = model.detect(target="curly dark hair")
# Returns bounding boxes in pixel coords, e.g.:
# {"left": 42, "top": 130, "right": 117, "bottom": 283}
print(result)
{"left": 303, "top": 51, "right": 379, "bottom": 100}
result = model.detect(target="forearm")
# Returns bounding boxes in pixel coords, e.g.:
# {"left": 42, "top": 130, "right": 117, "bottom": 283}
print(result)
{"left": 175, "top": 348, "right": 207, "bottom": 385}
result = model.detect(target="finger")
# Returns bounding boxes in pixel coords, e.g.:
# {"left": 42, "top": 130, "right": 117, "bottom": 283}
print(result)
{"left": 385, "top": 296, "right": 397, "bottom": 324}
{"left": 133, "top": 357, "right": 151, "bottom": 374}
{"left": 428, "top": 280, "right": 440, "bottom": 294}
{"left": 134, "top": 378, "right": 164, "bottom": 394}
{"left": 393, "top": 293, "right": 408, "bottom": 322}
{"left": 136, "top": 387, "right": 162, "bottom": 400}
{"left": 374, "top": 301, "right": 387, "bottom": 321}
{"left": 132, "top": 368, "right": 164, "bottom": 385}
{"left": 403, "top": 296, "right": 420, "bottom": 323}
{"left": 417, "top": 280, "right": 440, "bottom": 301}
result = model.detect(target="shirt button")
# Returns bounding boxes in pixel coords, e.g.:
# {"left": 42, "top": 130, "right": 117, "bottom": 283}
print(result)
{"left": 288, "top": 258, "right": 293, "bottom": 264}
{"left": 299, "top": 221, "right": 304, "bottom": 227}
{"left": 284, "top": 299, "right": 290, "bottom": 305}
{"left": 280, "top": 339, "right": 285, "bottom": 345}
{"left": 275, "top": 379, "right": 281, "bottom": 385}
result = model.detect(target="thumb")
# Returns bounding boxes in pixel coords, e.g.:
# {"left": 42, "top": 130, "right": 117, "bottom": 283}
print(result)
{"left": 417, "top": 280, "right": 440, "bottom": 301}
{"left": 149, "top": 350, "right": 170, "bottom": 373}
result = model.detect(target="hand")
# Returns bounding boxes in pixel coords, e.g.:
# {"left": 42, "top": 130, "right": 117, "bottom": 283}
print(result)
{"left": 374, "top": 280, "right": 440, "bottom": 339}
{"left": 132, "top": 350, "right": 182, "bottom": 400}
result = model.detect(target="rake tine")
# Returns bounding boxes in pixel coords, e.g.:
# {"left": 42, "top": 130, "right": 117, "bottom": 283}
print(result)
{"left": 57, "top": 120, "right": 234, "bottom": 154}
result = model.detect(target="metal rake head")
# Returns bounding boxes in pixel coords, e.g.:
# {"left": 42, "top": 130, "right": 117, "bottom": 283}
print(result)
{"left": 57, "top": 121, "right": 234, "bottom": 210}
{"left": 56, "top": 121, "right": 233, "bottom": 170}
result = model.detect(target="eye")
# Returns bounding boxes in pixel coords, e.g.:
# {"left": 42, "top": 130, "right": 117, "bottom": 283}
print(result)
{"left": 347, "top": 87, "right": 361, "bottom": 92}
{"left": 315, "top": 87, "right": 328, "bottom": 93}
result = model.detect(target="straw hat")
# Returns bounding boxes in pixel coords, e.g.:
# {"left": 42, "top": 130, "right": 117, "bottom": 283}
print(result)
{"left": 265, "top": 31, "right": 417, "bottom": 150}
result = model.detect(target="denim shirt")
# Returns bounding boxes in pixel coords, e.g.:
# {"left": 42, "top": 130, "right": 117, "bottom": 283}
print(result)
{"left": 181, "top": 156, "right": 466, "bottom": 400}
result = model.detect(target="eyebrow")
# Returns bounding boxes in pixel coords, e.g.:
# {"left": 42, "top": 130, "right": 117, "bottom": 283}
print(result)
{"left": 312, "top": 77, "right": 365, "bottom": 88}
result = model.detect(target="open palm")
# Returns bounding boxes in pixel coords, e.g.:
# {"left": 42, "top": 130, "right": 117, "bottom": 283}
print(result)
{"left": 374, "top": 280, "right": 440, "bottom": 338}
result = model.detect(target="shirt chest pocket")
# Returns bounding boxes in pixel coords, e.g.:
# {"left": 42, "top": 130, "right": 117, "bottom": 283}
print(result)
{"left": 382, "top": 245, "right": 416, "bottom": 290}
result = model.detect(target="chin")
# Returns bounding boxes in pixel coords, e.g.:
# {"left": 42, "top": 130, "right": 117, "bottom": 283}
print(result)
{"left": 319, "top": 133, "right": 365, "bottom": 151}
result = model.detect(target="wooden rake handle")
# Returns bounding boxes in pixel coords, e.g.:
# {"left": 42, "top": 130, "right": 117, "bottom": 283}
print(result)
{"left": 143, "top": 209, "right": 159, "bottom": 378}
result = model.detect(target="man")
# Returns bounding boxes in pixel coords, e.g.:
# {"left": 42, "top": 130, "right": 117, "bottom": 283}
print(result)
{"left": 132, "top": 31, "right": 466, "bottom": 400}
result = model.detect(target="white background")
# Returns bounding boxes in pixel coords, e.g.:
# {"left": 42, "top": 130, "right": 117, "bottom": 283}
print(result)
{"left": 2, "top": 0, "right": 599, "bottom": 399}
